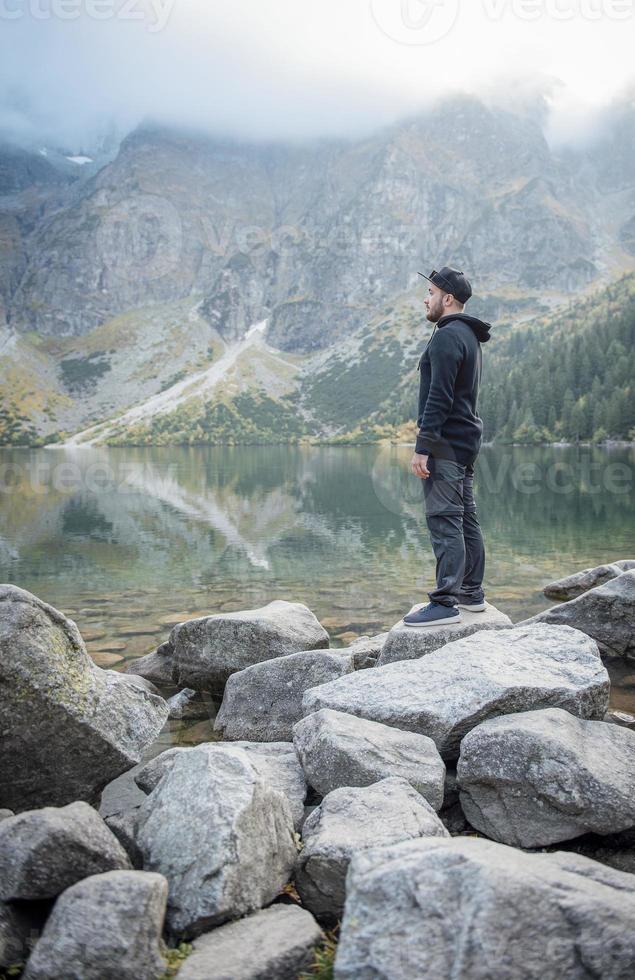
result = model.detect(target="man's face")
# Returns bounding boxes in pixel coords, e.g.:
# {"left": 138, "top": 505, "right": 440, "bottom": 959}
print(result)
{"left": 424, "top": 284, "right": 447, "bottom": 323}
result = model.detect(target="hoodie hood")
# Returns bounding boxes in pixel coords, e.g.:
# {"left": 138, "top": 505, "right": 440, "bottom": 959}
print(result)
{"left": 438, "top": 313, "right": 492, "bottom": 343}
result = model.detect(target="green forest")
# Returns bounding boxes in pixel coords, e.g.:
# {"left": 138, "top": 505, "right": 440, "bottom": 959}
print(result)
{"left": 478, "top": 274, "right": 635, "bottom": 445}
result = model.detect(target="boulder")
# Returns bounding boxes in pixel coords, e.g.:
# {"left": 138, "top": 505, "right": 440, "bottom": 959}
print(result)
{"left": 133, "top": 600, "right": 329, "bottom": 694}
{"left": 543, "top": 560, "right": 635, "bottom": 600}
{"left": 378, "top": 603, "right": 512, "bottom": 666}
{"left": 99, "top": 765, "right": 149, "bottom": 868}
{"left": 177, "top": 905, "right": 322, "bottom": 980}
{"left": 457, "top": 707, "right": 635, "bottom": 847}
{"left": 166, "top": 688, "right": 211, "bottom": 720}
{"left": 135, "top": 742, "right": 307, "bottom": 830}
{"left": 334, "top": 837, "right": 635, "bottom": 979}
{"left": 293, "top": 709, "right": 445, "bottom": 809}
{"left": 100, "top": 764, "right": 148, "bottom": 819}
{"left": 22, "top": 870, "right": 168, "bottom": 980}
{"left": 295, "top": 778, "right": 449, "bottom": 921}
{"left": 134, "top": 747, "right": 191, "bottom": 794}
{"left": 301, "top": 624, "right": 609, "bottom": 759}
{"left": 136, "top": 744, "right": 297, "bottom": 937}
{"left": 347, "top": 633, "right": 389, "bottom": 670}
{"left": 214, "top": 650, "right": 352, "bottom": 741}
{"left": 125, "top": 640, "right": 176, "bottom": 686}
{"left": 520, "top": 569, "right": 635, "bottom": 659}
{"left": 0, "top": 801, "right": 131, "bottom": 901}
{"left": 0, "top": 584, "right": 169, "bottom": 812}
{"left": 103, "top": 810, "right": 144, "bottom": 870}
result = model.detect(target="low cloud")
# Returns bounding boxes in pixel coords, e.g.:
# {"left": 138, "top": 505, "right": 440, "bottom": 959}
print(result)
{"left": 0, "top": 0, "right": 633, "bottom": 151}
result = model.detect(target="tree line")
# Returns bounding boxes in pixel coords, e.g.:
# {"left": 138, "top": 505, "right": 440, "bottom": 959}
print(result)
{"left": 479, "top": 275, "right": 635, "bottom": 444}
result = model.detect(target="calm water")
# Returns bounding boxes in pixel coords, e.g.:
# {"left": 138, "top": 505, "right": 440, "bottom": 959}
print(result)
{"left": 2, "top": 444, "right": 634, "bottom": 735}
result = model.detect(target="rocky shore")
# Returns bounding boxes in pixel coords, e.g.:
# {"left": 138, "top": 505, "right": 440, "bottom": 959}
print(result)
{"left": 1, "top": 562, "right": 634, "bottom": 978}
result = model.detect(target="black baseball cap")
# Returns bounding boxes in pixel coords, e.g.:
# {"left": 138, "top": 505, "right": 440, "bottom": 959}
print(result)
{"left": 418, "top": 266, "right": 472, "bottom": 304}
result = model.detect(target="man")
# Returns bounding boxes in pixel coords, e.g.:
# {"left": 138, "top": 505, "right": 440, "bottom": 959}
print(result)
{"left": 403, "top": 266, "right": 491, "bottom": 627}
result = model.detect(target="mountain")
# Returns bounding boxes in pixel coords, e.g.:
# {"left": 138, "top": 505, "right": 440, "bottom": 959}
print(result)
{"left": 0, "top": 94, "right": 634, "bottom": 447}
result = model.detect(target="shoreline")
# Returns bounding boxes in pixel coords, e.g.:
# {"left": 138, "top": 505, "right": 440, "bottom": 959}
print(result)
{"left": 3, "top": 438, "right": 635, "bottom": 452}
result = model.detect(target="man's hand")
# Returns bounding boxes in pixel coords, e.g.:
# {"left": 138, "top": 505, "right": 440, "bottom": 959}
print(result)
{"left": 411, "top": 452, "right": 430, "bottom": 479}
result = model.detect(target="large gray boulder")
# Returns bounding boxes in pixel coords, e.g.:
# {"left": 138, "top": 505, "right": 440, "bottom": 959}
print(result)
{"left": 378, "top": 603, "right": 512, "bottom": 666}
{"left": 215, "top": 650, "right": 352, "bottom": 742}
{"left": 544, "top": 560, "right": 635, "bottom": 600}
{"left": 302, "top": 625, "right": 609, "bottom": 759}
{"left": 295, "top": 778, "right": 448, "bottom": 921}
{"left": 457, "top": 708, "right": 635, "bottom": 847}
{"left": 22, "top": 870, "right": 168, "bottom": 980}
{"left": 0, "top": 585, "right": 169, "bottom": 813}
{"left": 135, "top": 741, "right": 307, "bottom": 830}
{"left": 0, "top": 801, "right": 131, "bottom": 901}
{"left": 293, "top": 709, "right": 445, "bottom": 809}
{"left": 334, "top": 837, "right": 635, "bottom": 979}
{"left": 177, "top": 905, "right": 322, "bottom": 980}
{"left": 129, "top": 600, "right": 329, "bottom": 694}
{"left": 520, "top": 569, "right": 635, "bottom": 659}
{"left": 136, "top": 744, "right": 297, "bottom": 937}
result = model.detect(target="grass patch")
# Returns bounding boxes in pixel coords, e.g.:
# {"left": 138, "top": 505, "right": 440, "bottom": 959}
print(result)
{"left": 299, "top": 929, "right": 338, "bottom": 980}
{"left": 159, "top": 940, "right": 193, "bottom": 978}
{"left": 0, "top": 963, "right": 25, "bottom": 979}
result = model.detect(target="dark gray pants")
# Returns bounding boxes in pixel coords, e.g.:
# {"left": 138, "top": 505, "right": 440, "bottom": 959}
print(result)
{"left": 422, "top": 457, "right": 485, "bottom": 608}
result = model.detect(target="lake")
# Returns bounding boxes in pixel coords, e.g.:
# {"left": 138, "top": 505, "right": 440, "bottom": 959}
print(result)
{"left": 1, "top": 443, "right": 634, "bottom": 744}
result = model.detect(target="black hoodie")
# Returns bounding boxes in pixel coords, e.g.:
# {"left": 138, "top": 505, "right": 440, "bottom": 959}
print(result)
{"left": 416, "top": 313, "right": 492, "bottom": 465}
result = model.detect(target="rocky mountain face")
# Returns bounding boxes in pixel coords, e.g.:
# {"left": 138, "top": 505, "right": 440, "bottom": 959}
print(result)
{"left": 4, "top": 95, "right": 635, "bottom": 346}
{"left": 0, "top": 94, "right": 633, "bottom": 444}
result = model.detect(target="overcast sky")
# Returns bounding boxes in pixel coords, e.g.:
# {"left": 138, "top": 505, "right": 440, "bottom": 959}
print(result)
{"left": 0, "top": 0, "right": 633, "bottom": 149}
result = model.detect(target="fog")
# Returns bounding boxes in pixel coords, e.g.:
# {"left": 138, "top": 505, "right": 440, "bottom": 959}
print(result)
{"left": 0, "top": 0, "right": 633, "bottom": 150}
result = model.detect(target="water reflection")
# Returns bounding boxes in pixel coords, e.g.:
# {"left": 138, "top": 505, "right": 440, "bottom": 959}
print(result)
{"left": 0, "top": 443, "right": 633, "bottom": 711}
